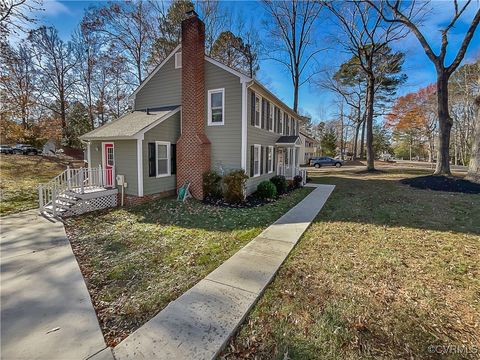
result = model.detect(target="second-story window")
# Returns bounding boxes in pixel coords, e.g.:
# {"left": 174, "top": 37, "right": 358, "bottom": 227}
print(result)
{"left": 208, "top": 88, "right": 225, "bottom": 126}
{"left": 285, "top": 113, "right": 290, "bottom": 135}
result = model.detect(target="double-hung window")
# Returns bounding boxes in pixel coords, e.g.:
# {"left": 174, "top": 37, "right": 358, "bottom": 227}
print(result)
{"left": 253, "top": 144, "right": 261, "bottom": 177}
{"left": 254, "top": 95, "right": 261, "bottom": 128}
{"left": 267, "top": 146, "right": 274, "bottom": 173}
{"left": 156, "top": 141, "right": 171, "bottom": 177}
{"left": 208, "top": 88, "right": 225, "bottom": 125}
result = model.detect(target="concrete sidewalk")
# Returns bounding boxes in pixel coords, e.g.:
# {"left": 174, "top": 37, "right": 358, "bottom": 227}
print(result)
{"left": 113, "top": 184, "right": 335, "bottom": 360}
{"left": 1, "top": 210, "right": 112, "bottom": 360}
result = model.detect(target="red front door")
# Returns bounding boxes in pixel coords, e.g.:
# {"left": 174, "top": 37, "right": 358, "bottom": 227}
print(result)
{"left": 103, "top": 143, "right": 114, "bottom": 187}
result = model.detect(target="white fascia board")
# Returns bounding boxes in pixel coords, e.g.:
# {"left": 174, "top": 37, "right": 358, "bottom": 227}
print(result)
{"left": 134, "top": 107, "right": 182, "bottom": 140}
{"left": 241, "top": 81, "right": 248, "bottom": 170}
{"left": 204, "top": 57, "right": 251, "bottom": 83}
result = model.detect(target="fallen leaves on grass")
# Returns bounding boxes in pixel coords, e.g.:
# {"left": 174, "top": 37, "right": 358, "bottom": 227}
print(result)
{"left": 65, "top": 187, "right": 313, "bottom": 346}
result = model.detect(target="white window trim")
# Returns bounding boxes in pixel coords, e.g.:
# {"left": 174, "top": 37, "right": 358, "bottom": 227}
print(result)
{"left": 253, "top": 144, "right": 261, "bottom": 177}
{"left": 208, "top": 88, "right": 225, "bottom": 126}
{"left": 269, "top": 103, "right": 274, "bottom": 132}
{"left": 267, "top": 145, "right": 274, "bottom": 173}
{"left": 155, "top": 141, "right": 171, "bottom": 178}
{"left": 254, "top": 94, "right": 261, "bottom": 129}
{"left": 175, "top": 52, "right": 182, "bottom": 69}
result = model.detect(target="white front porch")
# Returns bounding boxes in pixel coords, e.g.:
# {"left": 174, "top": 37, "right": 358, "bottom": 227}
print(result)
{"left": 39, "top": 165, "right": 118, "bottom": 217}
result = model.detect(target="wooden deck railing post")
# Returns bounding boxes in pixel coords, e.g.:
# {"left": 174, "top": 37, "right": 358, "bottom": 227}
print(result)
{"left": 99, "top": 164, "right": 103, "bottom": 187}
{"left": 80, "top": 168, "right": 85, "bottom": 194}
{"left": 67, "top": 166, "right": 71, "bottom": 190}
{"left": 52, "top": 186, "right": 57, "bottom": 217}
{"left": 38, "top": 185, "right": 44, "bottom": 212}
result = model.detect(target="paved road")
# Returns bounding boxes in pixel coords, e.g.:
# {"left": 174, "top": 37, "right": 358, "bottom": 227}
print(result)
{"left": 0, "top": 210, "right": 112, "bottom": 360}
{"left": 306, "top": 160, "right": 467, "bottom": 174}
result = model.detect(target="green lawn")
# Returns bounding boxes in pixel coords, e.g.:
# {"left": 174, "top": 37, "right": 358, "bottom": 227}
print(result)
{"left": 64, "top": 187, "right": 313, "bottom": 347}
{"left": 224, "top": 169, "right": 480, "bottom": 359}
{"left": 0, "top": 155, "right": 75, "bottom": 215}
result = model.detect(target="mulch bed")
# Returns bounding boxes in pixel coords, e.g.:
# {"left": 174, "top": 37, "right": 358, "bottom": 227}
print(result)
{"left": 401, "top": 175, "right": 480, "bottom": 194}
{"left": 203, "top": 187, "right": 302, "bottom": 209}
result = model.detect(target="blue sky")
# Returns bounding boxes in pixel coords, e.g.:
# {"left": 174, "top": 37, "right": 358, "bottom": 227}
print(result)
{"left": 24, "top": 0, "right": 480, "bottom": 123}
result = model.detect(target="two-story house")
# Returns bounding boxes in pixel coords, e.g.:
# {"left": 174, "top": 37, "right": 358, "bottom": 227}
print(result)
{"left": 80, "top": 11, "right": 304, "bottom": 202}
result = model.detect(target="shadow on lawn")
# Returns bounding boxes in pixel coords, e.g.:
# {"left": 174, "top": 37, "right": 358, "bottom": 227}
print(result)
{"left": 310, "top": 175, "right": 480, "bottom": 236}
{"left": 119, "top": 188, "right": 314, "bottom": 234}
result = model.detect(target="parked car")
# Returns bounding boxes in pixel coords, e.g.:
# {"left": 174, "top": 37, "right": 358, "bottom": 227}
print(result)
{"left": 310, "top": 156, "right": 344, "bottom": 168}
{"left": 13, "top": 144, "right": 39, "bottom": 155}
{"left": 0, "top": 145, "right": 14, "bottom": 154}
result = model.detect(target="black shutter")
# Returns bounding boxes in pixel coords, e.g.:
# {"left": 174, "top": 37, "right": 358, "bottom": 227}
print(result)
{"left": 266, "top": 101, "right": 270, "bottom": 130}
{"left": 171, "top": 144, "right": 176, "bottom": 175}
{"left": 261, "top": 99, "right": 265, "bottom": 129}
{"left": 251, "top": 92, "right": 255, "bottom": 126}
{"left": 250, "top": 145, "right": 254, "bottom": 177}
{"left": 260, "top": 146, "right": 264, "bottom": 175}
{"left": 273, "top": 107, "right": 277, "bottom": 133}
{"left": 148, "top": 143, "right": 156, "bottom": 177}
{"left": 273, "top": 148, "right": 276, "bottom": 172}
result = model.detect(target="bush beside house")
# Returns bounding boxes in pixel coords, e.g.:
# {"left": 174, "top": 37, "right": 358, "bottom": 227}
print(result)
{"left": 202, "top": 170, "right": 304, "bottom": 207}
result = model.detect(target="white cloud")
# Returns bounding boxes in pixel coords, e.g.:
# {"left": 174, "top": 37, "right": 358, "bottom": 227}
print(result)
{"left": 42, "top": 0, "right": 72, "bottom": 17}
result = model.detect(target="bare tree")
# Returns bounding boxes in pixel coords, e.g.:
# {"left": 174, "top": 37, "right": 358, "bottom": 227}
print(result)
{"left": 262, "top": 0, "right": 323, "bottom": 112}
{"left": 28, "top": 26, "right": 77, "bottom": 140}
{"left": 466, "top": 95, "right": 480, "bottom": 182}
{"left": 82, "top": 1, "right": 154, "bottom": 86}
{"left": 0, "top": 0, "right": 42, "bottom": 44}
{"left": 368, "top": 0, "right": 480, "bottom": 175}
{"left": 0, "top": 41, "right": 37, "bottom": 129}
{"left": 327, "top": 1, "right": 407, "bottom": 170}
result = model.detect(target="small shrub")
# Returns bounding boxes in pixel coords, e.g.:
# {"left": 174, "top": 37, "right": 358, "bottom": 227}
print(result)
{"left": 270, "top": 175, "right": 288, "bottom": 195}
{"left": 293, "top": 175, "right": 303, "bottom": 188}
{"left": 203, "top": 170, "right": 222, "bottom": 199}
{"left": 223, "top": 169, "right": 248, "bottom": 203}
{"left": 256, "top": 180, "right": 277, "bottom": 199}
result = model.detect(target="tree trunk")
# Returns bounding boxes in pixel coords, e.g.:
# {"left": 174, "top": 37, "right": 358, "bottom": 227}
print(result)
{"left": 360, "top": 117, "right": 366, "bottom": 159}
{"left": 293, "top": 71, "right": 299, "bottom": 112}
{"left": 466, "top": 96, "right": 480, "bottom": 183}
{"left": 434, "top": 71, "right": 453, "bottom": 175}
{"left": 353, "top": 119, "right": 361, "bottom": 160}
{"left": 365, "top": 76, "right": 375, "bottom": 171}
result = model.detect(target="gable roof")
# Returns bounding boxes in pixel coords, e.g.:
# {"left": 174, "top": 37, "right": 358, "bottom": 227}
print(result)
{"left": 80, "top": 106, "right": 180, "bottom": 140}
{"left": 275, "top": 135, "right": 302, "bottom": 146}
{"left": 130, "top": 43, "right": 305, "bottom": 123}
{"left": 299, "top": 131, "right": 319, "bottom": 143}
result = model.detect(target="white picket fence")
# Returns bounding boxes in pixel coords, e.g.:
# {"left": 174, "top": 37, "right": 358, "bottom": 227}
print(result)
{"left": 38, "top": 165, "right": 115, "bottom": 216}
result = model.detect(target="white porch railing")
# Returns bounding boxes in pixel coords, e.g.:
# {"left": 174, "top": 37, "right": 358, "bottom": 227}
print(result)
{"left": 38, "top": 165, "right": 115, "bottom": 215}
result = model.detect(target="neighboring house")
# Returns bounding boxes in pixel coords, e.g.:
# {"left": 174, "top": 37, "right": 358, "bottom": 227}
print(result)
{"left": 299, "top": 131, "right": 320, "bottom": 165}
{"left": 80, "top": 11, "right": 304, "bottom": 201}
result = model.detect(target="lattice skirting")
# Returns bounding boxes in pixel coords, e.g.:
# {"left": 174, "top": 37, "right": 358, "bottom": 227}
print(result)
{"left": 64, "top": 194, "right": 117, "bottom": 217}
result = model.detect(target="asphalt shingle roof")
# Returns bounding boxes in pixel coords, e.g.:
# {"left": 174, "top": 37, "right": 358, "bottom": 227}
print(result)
{"left": 80, "top": 106, "right": 180, "bottom": 140}
{"left": 276, "top": 135, "right": 300, "bottom": 144}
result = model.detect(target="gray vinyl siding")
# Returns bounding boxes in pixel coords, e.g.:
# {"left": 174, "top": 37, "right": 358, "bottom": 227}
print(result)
{"left": 89, "top": 140, "right": 138, "bottom": 196}
{"left": 134, "top": 51, "right": 181, "bottom": 110}
{"left": 142, "top": 111, "right": 181, "bottom": 195}
{"left": 204, "top": 61, "right": 242, "bottom": 172}
{"left": 245, "top": 89, "right": 302, "bottom": 194}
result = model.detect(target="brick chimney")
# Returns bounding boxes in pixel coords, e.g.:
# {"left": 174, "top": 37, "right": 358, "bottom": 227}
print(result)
{"left": 176, "top": 10, "right": 211, "bottom": 199}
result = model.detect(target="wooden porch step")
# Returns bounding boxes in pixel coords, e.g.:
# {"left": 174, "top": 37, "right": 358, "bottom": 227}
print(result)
{"left": 44, "top": 204, "right": 67, "bottom": 215}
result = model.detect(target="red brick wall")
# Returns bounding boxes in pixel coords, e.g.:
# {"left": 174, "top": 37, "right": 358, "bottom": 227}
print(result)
{"left": 176, "top": 12, "right": 211, "bottom": 200}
